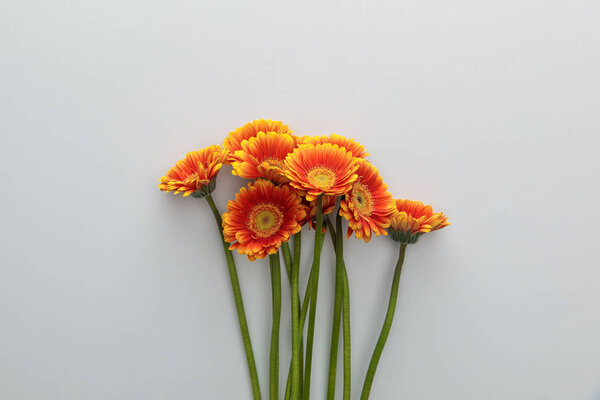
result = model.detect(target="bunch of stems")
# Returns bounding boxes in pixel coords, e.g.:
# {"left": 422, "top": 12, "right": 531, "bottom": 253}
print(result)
{"left": 207, "top": 193, "right": 409, "bottom": 400}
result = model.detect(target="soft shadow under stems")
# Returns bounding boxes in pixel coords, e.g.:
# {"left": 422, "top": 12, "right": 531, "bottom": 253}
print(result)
{"left": 204, "top": 194, "right": 262, "bottom": 400}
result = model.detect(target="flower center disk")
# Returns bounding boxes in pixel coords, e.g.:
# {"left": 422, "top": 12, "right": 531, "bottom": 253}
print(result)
{"left": 351, "top": 181, "right": 374, "bottom": 216}
{"left": 307, "top": 167, "right": 336, "bottom": 190}
{"left": 248, "top": 203, "right": 285, "bottom": 238}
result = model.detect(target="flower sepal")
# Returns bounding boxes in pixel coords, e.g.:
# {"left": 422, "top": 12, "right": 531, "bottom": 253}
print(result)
{"left": 388, "top": 228, "right": 423, "bottom": 244}
{"left": 190, "top": 177, "right": 217, "bottom": 199}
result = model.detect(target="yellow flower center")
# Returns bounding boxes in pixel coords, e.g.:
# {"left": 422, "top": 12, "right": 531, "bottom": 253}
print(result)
{"left": 248, "top": 203, "right": 284, "bottom": 238}
{"left": 307, "top": 167, "right": 336, "bottom": 190}
{"left": 351, "top": 181, "right": 373, "bottom": 216}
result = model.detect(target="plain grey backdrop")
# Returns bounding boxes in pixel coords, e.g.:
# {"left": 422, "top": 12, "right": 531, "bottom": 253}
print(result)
{"left": 1, "top": 0, "right": 599, "bottom": 399}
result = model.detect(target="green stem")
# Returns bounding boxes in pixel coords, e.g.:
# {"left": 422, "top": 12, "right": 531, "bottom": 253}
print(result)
{"left": 341, "top": 258, "right": 351, "bottom": 400}
{"left": 282, "top": 231, "right": 302, "bottom": 400}
{"left": 325, "top": 217, "right": 336, "bottom": 248}
{"left": 205, "top": 194, "right": 262, "bottom": 400}
{"left": 291, "top": 232, "right": 302, "bottom": 400}
{"left": 335, "top": 213, "right": 352, "bottom": 400}
{"left": 326, "top": 215, "right": 344, "bottom": 400}
{"left": 303, "top": 195, "right": 325, "bottom": 400}
{"left": 270, "top": 254, "right": 282, "bottom": 400}
{"left": 286, "top": 339, "right": 305, "bottom": 400}
{"left": 281, "top": 242, "right": 293, "bottom": 287}
{"left": 286, "top": 231, "right": 314, "bottom": 400}
{"left": 282, "top": 236, "right": 301, "bottom": 399}
{"left": 300, "top": 262, "right": 315, "bottom": 329}
{"left": 360, "top": 244, "right": 407, "bottom": 400}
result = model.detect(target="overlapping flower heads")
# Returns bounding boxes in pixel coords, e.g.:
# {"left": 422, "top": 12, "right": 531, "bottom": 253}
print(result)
{"left": 159, "top": 118, "right": 450, "bottom": 250}
{"left": 158, "top": 118, "right": 450, "bottom": 400}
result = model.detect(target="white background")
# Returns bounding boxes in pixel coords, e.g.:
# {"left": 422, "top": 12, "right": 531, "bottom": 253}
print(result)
{"left": 1, "top": 0, "right": 599, "bottom": 399}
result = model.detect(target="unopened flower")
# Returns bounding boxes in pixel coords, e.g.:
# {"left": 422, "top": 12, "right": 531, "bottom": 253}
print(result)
{"left": 340, "top": 159, "right": 395, "bottom": 242}
{"left": 284, "top": 143, "right": 359, "bottom": 201}
{"left": 223, "top": 180, "right": 306, "bottom": 261}
{"left": 388, "top": 199, "right": 450, "bottom": 244}
{"left": 158, "top": 145, "right": 227, "bottom": 198}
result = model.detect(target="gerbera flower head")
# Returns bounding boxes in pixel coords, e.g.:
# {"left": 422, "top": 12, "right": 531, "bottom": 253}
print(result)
{"left": 284, "top": 143, "right": 359, "bottom": 201}
{"left": 339, "top": 159, "right": 395, "bottom": 242}
{"left": 300, "top": 134, "right": 369, "bottom": 159}
{"left": 158, "top": 145, "right": 228, "bottom": 198}
{"left": 232, "top": 132, "right": 298, "bottom": 184}
{"left": 222, "top": 179, "right": 306, "bottom": 261}
{"left": 223, "top": 119, "right": 292, "bottom": 164}
{"left": 388, "top": 199, "right": 450, "bottom": 244}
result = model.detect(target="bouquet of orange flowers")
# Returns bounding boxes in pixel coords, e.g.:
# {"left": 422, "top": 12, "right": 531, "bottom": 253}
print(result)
{"left": 159, "top": 119, "right": 449, "bottom": 400}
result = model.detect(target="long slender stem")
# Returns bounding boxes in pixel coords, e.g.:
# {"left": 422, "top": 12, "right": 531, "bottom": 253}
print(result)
{"left": 285, "top": 237, "right": 314, "bottom": 400}
{"left": 360, "top": 244, "right": 408, "bottom": 400}
{"left": 283, "top": 233, "right": 304, "bottom": 400}
{"left": 337, "top": 213, "right": 351, "bottom": 400}
{"left": 270, "top": 254, "right": 282, "bottom": 400}
{"left": 282, "top": 239, "right": 304, "bottom": 399}
{"left": 341, "top": 268, "right": 351, "bottom": 400}
{"left": 291, "top": 232, "right": 302, "bottom": 400}
{"left": 205, "top": 194, "right": 261, "bottom": 400}
{"left": 281, "top": 242, "right": 293, "bottom": 287}
{"left": 300, "top": 264, "right": 315, "bottom": 328}
{"left": 325, "top": 217, "right": 336, "bottom": 247}
{"left": 326, "top": 215, "right": 344, "bottom": 400}
{"left": 303, "top": 195, "right": 325, "bottom": 400}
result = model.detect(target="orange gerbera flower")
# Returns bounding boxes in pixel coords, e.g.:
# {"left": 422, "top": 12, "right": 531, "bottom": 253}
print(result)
{"left": 232, "top": 132, "right": 298, "bottom": 184}
{"left": 388, "top": 199, "right": 450, "bottom": 244}
{"left": 339, "top": 159, "right": 395, "bottom": 242}
{"left": 300, "top": 134, "right": 368, "bottom": 159}
{"left": 223, "top": 180, "right": 306, "bottom": 261}
{"left": 223, "top": 119, "right": 292, "bottom": 164}
{"left": 284, "top": 143, "right": 359, "bottom": 201}
{"left": 158, "top": 145, "right": 228, "bottom": 198}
